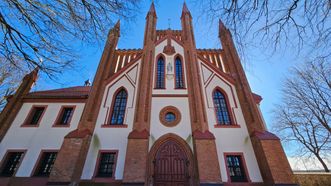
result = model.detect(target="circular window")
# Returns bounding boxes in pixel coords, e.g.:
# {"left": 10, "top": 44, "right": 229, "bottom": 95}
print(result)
{"left": 165, "top": 112, "right": 176, "bottom": 122}
{"left": 159, "top": 106, "right": 181, "bottom": 127}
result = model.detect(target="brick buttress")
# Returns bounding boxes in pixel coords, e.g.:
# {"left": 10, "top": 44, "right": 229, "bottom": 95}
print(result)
{"left": 181, "top": 3, "right": 222, "bottom": 185}
{"left": 122, "top": 3, "right": 156, "bottom": 185}
{"left": 48, "top": 21, "right": 121, "bottom": 184}
{"left": 218, "top": 19, "right": 297, "bottom": 186}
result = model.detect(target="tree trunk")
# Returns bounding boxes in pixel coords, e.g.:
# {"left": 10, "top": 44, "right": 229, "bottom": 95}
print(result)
{"left": 315, "top": 153, "right": 330, "bottom": 172}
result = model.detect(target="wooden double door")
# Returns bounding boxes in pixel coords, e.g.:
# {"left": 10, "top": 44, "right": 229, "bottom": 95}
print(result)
{"left": 153, "top": 140, "right": 190, "bottom": 186}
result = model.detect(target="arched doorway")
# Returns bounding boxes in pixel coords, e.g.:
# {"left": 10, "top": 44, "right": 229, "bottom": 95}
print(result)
{"left": 146, "top": 134, "right": 197, "bottom": 186}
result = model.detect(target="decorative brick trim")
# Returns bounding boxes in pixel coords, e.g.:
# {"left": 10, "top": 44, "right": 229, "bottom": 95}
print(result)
{"left": 21, "top": 105, "right": 48, "bottom": 127}
{"left": 52, "top": 105, "right": 76, "bottom": 128}
{"left": 104, "top": 54, "right": 142, "bottom": 85}
{"left": 198, "top": 55, "right": 235, "bottom": 85}
{"left": 192, "top": 129, "right": 215, "bottom": 140}
{"left": 128, "top": 129, "right": 149, "bottom": 139}
{"left": 65, "top": 129, "right": 92, "bottom": 138}
{"left": 159, "top": 106, "right": 181, "bottom": 127}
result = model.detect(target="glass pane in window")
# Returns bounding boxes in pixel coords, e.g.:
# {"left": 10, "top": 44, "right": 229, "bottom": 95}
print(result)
{"left": 0, "top": 152, "right": 24, "bottom": 177}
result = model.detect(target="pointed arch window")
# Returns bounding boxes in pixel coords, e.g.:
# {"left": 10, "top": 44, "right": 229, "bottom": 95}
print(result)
{"left": 109, "top": 88, "right": 127, "bottom": 125}
{"left": 213, "top": 89, "right": 232, "bottom": 125}
{"left": 155, "top": 56, "right": 165, "bottom": 89}
{"left": 175, "top": 57, "right": 185, "bottom": 88}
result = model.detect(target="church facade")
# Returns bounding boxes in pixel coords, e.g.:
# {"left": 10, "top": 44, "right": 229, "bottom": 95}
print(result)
{"left": 0, "top": 3, "right": 298, "bottom": 186}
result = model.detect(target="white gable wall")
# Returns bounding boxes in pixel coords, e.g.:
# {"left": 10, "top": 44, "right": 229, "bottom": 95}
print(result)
{"left": 81, "top": 61, "right": 141, "bottom": 180}
{"left": 150, "top": 39, "right": 192, "bottom": 147}
{"left": 198, "top": 60, "right": 263, "bottom": 182}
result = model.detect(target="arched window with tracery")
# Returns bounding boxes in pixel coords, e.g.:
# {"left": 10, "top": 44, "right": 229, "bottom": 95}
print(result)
{"left": 109, "top": 88, "right": 127, "bottom": 125}
{"left": 155, "top": 56, "right": 165, "bottom": 89}
{"left": 213, "top": 89, "right": 232, "bottom": 125}
{"left": 175, "top": 57, "right": 185, "bottom": 88}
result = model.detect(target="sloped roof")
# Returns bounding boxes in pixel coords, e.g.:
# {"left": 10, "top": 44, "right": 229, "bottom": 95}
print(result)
{"left": 25, "top": 86, "right": 91, "bottom": 99}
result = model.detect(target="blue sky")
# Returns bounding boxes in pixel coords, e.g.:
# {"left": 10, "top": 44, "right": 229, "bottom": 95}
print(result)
{"left": 34, "top": 0, "right": 301, "bottom": 155}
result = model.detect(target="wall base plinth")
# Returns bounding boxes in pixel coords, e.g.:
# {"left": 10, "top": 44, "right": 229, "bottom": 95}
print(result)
{"left": 251, "top": 131, "right": 297, "bottom": 186}
{"left": 122, "top": 138, "right": 149, "bottom": 183}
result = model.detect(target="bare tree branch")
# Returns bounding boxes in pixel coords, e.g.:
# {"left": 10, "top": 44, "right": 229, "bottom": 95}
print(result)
{"left": 273, "top": 59, "right": 331, "bottom": 172}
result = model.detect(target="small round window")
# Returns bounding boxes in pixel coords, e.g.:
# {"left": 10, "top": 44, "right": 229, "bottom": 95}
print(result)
{"left": 159, "top": 106, "right": 181, "bottom": 127}
{"left": 165, "top": 112, "right": 176, "bottom": 122}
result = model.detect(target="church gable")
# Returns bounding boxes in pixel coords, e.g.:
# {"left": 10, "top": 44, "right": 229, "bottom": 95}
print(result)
{"left": 153, "top": 36, "right": 187, "bottom": 94}
{"left": 0, "top": 2, "right": 297, "bottom": 186}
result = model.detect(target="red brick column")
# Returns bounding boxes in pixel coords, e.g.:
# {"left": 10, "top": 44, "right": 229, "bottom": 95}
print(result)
{"left": 181, "top": 3, "right": 222, "bottom": 185}
{"left": 48, "top": 22, "right": 120, "bottom": 184}
{"left": 0, "top": 69, "right": 38, "bottom": 142}
{"left": 122, "top": 3, "right": 156, "bottom": 185}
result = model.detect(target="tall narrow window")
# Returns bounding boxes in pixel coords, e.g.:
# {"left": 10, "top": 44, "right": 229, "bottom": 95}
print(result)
{"left": 109, "top": 89, "right": 127, "bottom": 125}
{"left": 155, "top": 57, "right": 165, "bottom": 89}
{"left": 96, "top": 152, "right": 117, "bottom": 178}
{"left": 175, "top": 57, "right": 184, "bottom": 88}
{"left": 213, "top": 89, "right": 231, "bottom": 125}
{"left": 226, "top": 155, "right": 248, "bottom": 182}
{"left": 34, "top": 152, "right": 57, "bottom": 177}
{"left": 0, "top": 151, "right": 25, "bottom": 177}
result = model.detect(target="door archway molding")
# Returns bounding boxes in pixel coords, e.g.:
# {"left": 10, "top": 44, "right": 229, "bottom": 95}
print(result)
{"left": 146, "top": 133, "right": 198, "bottom": 185}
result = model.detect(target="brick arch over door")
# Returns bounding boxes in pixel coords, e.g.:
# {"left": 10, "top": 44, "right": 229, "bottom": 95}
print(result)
{"left": 146, "top": 133, "right": 198, "bottom": 186}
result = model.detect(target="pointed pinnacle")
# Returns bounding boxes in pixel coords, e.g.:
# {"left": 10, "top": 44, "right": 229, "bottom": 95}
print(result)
{"left": 219, "top": 19, "right": 225, "bottom": 30}
{"left": 182, "top": 1, "right": 190, "bottom": 13}
{"left": 149, "top": 2, "right": 156, "bottom": 13}
{"left": 114, "top": 19, "right": 120, "bottom": 29}
{"left": 108, "top": 20, "right": 120, "bottom": 37}
{"left": 146, "top": 2, "right": 157, "bottom": 18}
{"left": 181, "top": 1, "right": 192, "bottom": 19}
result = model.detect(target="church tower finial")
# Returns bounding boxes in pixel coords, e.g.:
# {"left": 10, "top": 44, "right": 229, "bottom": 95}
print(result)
{"left": 146, "top": 1, "right": 157, "bottom": 18}
{"left": 181, "top": 1, "right": 192, "bottom": 18}
{"left": 107, "top": 20, "right": 120, "bottom": 39}
{"left": 143, "top": 2, "right": 157, "bottom": 45}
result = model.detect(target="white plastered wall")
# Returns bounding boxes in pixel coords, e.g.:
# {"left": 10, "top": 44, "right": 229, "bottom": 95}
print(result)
{"left": 0, "top": 102, "right": 85, "bottom": 176}
{"left": 153, "top": 39, "right": 188, "bottom": 95}
{"left": 150, "top": 39, "right": 192, "bottom": 148}
{"left": 81, "top": 61, "right": 140, "bottom": 180}
{"left": 199, "top": 61, "right": 263, "bottom": 182}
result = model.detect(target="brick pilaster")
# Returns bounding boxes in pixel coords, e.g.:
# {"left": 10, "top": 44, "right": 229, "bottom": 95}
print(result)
{"left": 48, "top": 21, "right": 120, "bottom": 184}
{"left": 181, "top": 3, "right": 222, "bottom": 185}
{"left": 0, "top": 68, "right": 38, "bottom": 142}
{"left": 122, "top": 3, "right": 156, "bottom": 184}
